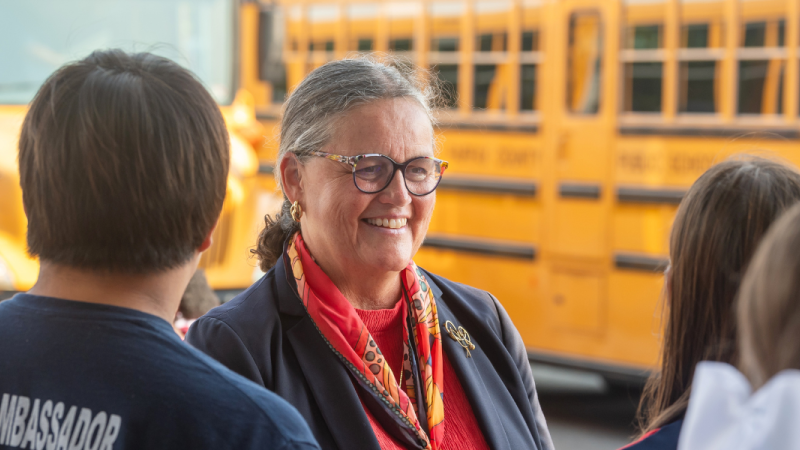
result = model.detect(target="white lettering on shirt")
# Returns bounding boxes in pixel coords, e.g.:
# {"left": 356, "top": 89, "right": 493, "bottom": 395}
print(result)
{"left": 48, "top": 403, "right": 63, "bottom": 450}
{"left": 0, "top": 394, "right": 18, "bottom": 445}
{"left": 0, "top": 395, "right": 120, "bottom": 450}
{"left": 36, "top": 400, "right": 52, "bottom": 450}
{"left": 20, "top": 398, "right": 39, "bottom": 448}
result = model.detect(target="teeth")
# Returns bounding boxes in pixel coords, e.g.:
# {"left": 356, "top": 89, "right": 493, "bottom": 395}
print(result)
{"left": 367, "top": 218, "right": 407, "bottom": 229}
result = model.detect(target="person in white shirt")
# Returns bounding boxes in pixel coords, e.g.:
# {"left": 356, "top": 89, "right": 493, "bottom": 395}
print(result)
{"left": 678, "top": 202, "right": 800, "bottom": 450}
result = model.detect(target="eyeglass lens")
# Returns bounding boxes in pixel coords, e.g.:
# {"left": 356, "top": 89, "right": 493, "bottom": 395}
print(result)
{"left": 353, "top": 156, "right": 442, "bottom": 195}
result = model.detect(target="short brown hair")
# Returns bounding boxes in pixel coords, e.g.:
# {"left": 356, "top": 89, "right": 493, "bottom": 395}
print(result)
{"left": 637, "top": 156, "right": 800, "bottom": 434}
{"left": 18, "top": 49, "right": 229, "bottom": 273}
{"left": 738, "top": 202, "right": 800, "bottom": 390}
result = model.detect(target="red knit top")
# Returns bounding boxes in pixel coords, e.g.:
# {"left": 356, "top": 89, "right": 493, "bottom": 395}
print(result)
{"left": 356, "top": 301, "right": 490, "bottom": 450}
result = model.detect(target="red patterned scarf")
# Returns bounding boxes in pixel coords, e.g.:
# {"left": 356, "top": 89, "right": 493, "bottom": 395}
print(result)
{"left": 287, "top": 232, "right": 445, "bottom": 449}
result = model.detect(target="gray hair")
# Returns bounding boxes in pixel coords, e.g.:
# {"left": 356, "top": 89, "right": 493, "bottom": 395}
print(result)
{"left": 253, "top": 56, "right": 439, "bottom": 270}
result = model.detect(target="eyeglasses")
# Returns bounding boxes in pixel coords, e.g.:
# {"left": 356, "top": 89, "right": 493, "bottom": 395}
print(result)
{"left": 310, "top": 151, "right": 449, "bottom": 196}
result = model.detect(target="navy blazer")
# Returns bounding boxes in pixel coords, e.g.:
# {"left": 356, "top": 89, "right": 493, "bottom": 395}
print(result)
{"left": 186, "top": 255, "right": 554, "bottom": 450}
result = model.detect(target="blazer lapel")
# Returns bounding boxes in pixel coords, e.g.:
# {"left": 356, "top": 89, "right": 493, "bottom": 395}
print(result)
{"left": 286, "top": 318, "right": 381, "bottom": 450}
{"left": 276, "top": 256, "right": 381, "bottom": 450}
{"left": 432, "top": 282, "right": 513, "bottom": 450}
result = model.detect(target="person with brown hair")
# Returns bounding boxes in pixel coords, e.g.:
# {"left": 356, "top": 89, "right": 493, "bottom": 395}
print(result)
{"left": 186, "top": 57, "right": 553, "bottom": 450}
{"left": 174, "top": 269, "right": 221, "bottom": 337}
{"left": 620, "top": 156, "right": 800, "bottom": 450}
{"left": 0, "top": 49, "right": 318, "bottom": 450}
{"left": 677, "top": 203, "right": 800, "bottom": 450}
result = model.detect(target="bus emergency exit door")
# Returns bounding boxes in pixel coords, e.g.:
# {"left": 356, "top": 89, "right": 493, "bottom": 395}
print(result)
{"left": 542, "top": 2, "right": 617, "bottom": 338}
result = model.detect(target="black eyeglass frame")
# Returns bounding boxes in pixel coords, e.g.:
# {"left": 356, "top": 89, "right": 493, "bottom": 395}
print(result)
{"left": 309, "top": 151, "right": 449, "bottom": 196}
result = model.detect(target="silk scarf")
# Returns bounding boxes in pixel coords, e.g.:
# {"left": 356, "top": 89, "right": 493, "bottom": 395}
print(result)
{"left": 286, "top": 232, "right": 444, "bottom": 449}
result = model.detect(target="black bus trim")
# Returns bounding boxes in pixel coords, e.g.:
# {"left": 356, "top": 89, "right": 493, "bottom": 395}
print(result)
{"left": 614, "top": 252, "right": 669, "bottom": 272}
{"left": 422, "top": 235, "right": 537, "bottom": 260}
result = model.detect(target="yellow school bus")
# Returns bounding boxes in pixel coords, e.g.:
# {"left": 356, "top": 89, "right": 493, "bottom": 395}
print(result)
{"left": 251, "top": 0, "right": 800, "bottom": 381}
{"left": 0, "top": 0, "right": 278, "bottom": 302}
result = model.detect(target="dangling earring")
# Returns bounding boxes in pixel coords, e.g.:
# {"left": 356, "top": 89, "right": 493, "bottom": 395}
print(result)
{"left": 290, "top": 201, "right": 303, "bottom": 222}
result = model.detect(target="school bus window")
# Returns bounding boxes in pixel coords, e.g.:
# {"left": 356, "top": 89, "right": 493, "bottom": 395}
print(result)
{"left": 473, "top": 1, "right": 510, "bottom": 112}
{"left": 387, "top": 3, "right": 419, "bottom": 55}
{"left": 683, "top": 24, "right": 708, "bottom": 48}
{"left": 622, "top": 23, "right": 662, "bottom": 114}
{"left": 679, "top": 0, "right": 726, "bottom": 49}
{"left": 677, "top": 13, "right": 724, "bottom": 114}
{"left": 477, "top": 33, "right": 508, "bottom": 52}
{"left": 742, "top": 20, "right": 785, "bottom": 47}
{"left": 738, "top": 60, "right": 785, "bottom": 114}
{"left": 567, "top": 12, "right": 602, "bottom": 114}
{"left": 432, "top": 37, "right": 459, "bottom": 52}
{"left": 522, "top": 30, "right": 539, "bottom": 52}
{"left": 626, "top": 25, "right": 661, "bottom": 49}
{"left": 390, "top": 39, "right": 413, "bottom": 51}
{"left": 309, "top": 41, "right": 334, "bottom": 52}
{"left": 474, "top": 65, "right": 499, "bottom": 109}
{"left": 679, "top": 60, "right": 716, "bottom": 113}
{"left": 432, "top": 64, "right": 459, "bottom": 108}
{"left": 308, "top": 4, "right": 338, "bottom": 56}
{"left": 348, "top": 4, "right": 377, "bottom": 52}
{"left": 624, "top": 62, "right": 662, "bottom": 112}
{"left": 475, "top": 0, "right": 509, "bottom": 51}
{"left": 358, "top": 39, "right": 374, "bottom": 51}
{"left": 520, "top": 64, "right": 537, "bottom": 111}
{"left": 429, "top": 1, "right": 462, "bottom": 52}
{"left": 429, "top": 2, "right": 462, "bottom": 109}
{"left": 521, "top": 1, "right": 542, "bottom": 113}
{"left": 737, "top": 19, "right": 786, "bottom": 115}
{"left": 478, "top": 34, "right": 491, "bottom": 52}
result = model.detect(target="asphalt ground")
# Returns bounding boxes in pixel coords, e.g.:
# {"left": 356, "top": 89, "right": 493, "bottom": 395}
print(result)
{"left": 531, "top": 364, "right": 643, "bottom": 450}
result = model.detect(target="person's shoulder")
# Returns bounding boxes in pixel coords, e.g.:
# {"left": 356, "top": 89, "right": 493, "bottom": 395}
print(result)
{"left": 619, "top": 420, "right": 683, "bottom": 450}
{"left": 202, "top": 269, "right": 279, "bottom": 324}
{"left": 0, "top": 297, "right": 19, "bottom": 318}
{"left": 175, "top": 344, "right": 318, "bottom": 448}
{"left": 217, "top": 369, "right": 318, "bottom": 447}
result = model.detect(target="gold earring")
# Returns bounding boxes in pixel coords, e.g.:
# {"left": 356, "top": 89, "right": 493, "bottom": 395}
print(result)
{"left": 290, "top": 201, "right": 303, "bottom": 222}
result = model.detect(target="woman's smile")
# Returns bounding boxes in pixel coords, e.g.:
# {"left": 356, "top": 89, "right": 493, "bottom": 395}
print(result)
{"left": 363, "top": 217, "right": 409, "bottom": 230}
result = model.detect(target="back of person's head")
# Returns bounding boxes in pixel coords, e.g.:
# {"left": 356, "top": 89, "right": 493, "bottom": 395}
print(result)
{"left": 638, "top": 155, "right": 800, "bottom": 433}
{"left": 738, "top": 203, "right": 800, "bottom": 390}
{"left": 18, "top": 49, "right": 229, "bottom": 273}
{"left": 179, "top": 270, "right": 220, "bottom": 319}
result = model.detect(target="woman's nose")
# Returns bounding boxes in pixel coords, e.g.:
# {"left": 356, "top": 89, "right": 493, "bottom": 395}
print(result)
{"left": 379, "top": 168, "right": 412, "bottom": 206}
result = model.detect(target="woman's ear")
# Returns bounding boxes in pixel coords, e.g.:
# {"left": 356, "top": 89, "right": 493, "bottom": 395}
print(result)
{"left": 280, "top": 153, "right": 303, "bottom": 203}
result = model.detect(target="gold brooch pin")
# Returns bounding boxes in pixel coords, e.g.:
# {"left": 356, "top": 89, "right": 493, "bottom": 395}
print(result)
{"left": 445, "top": 320, "right": 475, "bottom": 357}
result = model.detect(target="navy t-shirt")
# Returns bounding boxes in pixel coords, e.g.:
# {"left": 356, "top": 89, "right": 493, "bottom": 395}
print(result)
{"left": 0, "top": 294, "right": 320, "bottom": 450}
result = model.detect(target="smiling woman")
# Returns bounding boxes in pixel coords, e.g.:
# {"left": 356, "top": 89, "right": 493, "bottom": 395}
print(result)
{"left": 186, "top": 57, "right": 553, "bottom": 450}
{"left": 285, "top": 97, "right": 439, "bottom": 310}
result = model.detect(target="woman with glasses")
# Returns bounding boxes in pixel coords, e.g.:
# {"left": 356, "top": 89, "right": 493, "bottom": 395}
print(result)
{"left": 186, "top": 58, "right": 553, "bottom": 450}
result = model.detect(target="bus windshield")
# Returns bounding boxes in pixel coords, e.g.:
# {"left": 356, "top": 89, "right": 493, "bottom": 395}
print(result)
{"left": 0, "top": 0, "right": 234, "bottom": 105}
